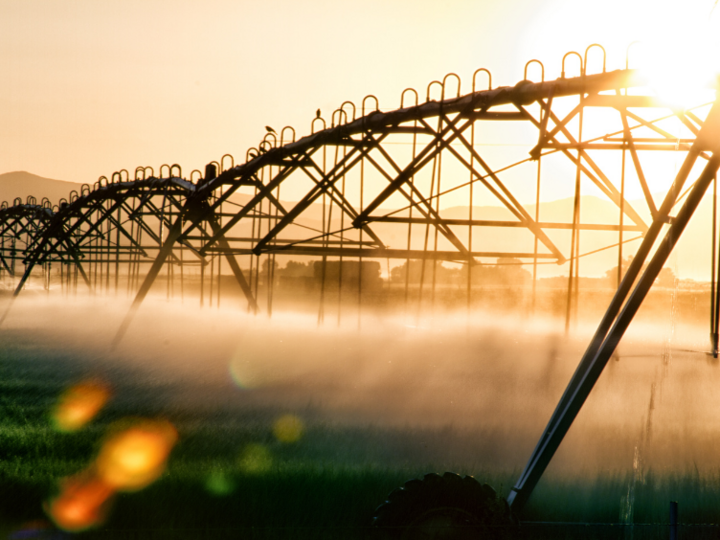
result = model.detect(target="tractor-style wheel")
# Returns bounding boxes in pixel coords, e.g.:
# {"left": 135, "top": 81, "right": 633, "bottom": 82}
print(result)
{"left": 372, "top": 472, "right": 514, "bottom": 540}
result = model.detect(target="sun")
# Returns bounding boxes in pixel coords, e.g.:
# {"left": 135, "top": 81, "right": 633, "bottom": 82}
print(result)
{"left": 633, "top": 1, "right": 720, "bottom": 108}
{"left": 522, "top": 0, "right": 720, "bottom": 107}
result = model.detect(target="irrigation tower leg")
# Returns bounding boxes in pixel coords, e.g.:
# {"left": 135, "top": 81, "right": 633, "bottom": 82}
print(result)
{"left": 507, "top": 100, "right": 720, "bottom": 513}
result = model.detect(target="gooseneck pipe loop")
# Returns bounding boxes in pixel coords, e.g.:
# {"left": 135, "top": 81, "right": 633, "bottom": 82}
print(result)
{"left": 584, "top": 44, "right": 607, "bottom": 75}
{"left": 562, "top": 51, "right": 583, "bottom": 78}
{"left": 472, "top": 68, "right": 492, "bottom": 91}
{"left": 524, "top": 59, "right": 545, "bottom": 82}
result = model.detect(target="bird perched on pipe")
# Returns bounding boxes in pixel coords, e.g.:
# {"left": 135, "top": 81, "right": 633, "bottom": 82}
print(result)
{"left": 265, "top": 126, "right": 276, "bottom": 134}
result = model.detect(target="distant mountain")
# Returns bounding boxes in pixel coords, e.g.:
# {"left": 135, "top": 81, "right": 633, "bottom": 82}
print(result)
{"left": 0, "top": 171, "right": 80, "bottom": 206}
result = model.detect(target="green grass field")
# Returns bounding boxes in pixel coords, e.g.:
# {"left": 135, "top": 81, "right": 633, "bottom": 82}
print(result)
{"left": 3, "top": 297, "right": 720, "bottom": 539}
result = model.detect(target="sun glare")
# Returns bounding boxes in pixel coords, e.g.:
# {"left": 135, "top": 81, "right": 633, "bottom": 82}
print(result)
{"left": 630, "top": 1, "right": 720, "bottom": 108}
{"left": 528, "top": 0, "right": 720, "bottom": 108}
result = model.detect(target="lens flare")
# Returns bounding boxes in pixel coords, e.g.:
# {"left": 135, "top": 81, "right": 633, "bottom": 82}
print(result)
{"left": 46, "top": 418, "right": 177, "bottom": 531}
{"left": 205, "top": 469, "right": 235, "bottom": 496}
{"left": 272, "top": 414, "right": 304, "bottom": 443}
{"left": 45, "top": 474, "right": 113, "bottom": 532}
{"left": 51, "top": 379, "right": 110, "bottom": 432}
{"left": 229, "top": 355, "right": 265, "bottom": 389}
{"left": 238, "top": 443, "right": 272, "bottom": 474}
{"left": 95, "top": 419, "right": 178, "bottom": 491}
{"left": 8, "top": 520, "right": 57, "bottom": 539}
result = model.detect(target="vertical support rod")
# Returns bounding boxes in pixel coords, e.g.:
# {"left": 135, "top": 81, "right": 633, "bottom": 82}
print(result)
{"left": 115, "top": 206, "right": 120, "bottom": 295}
{"left": 565, "top": 94, "right": 584, "bottom": 332}
{"left": 217, "top": 185, "right": 223, "bottom": 309}
{"left": 358, "top": 151, "right": 365, "bottom": 329}
{"left": 619, "top": 130, "right": 627, "bottom": 288}
{"left": 405, "top": 121, "right": 417, "bottom": 315}
{"left": 713, "top": 173, "right": 720, "bottom": 358}
{"left": 317, "top": 190, "right": 328, "bottom": 325}
{"left": 467, "top": 115, "right": 475, "bottom": 314}
{"left": 105, "top": 207, "right": 111, "bottom": 293}
{"left": 180, "top": 243, "right": 184, "bottom": 303}
{"left": 209, "top": 253, "right": 215, "bottom": 307}
{"left": 200, "top": 258, "right": 205, "bottom": 307}
{"left": 417, "top": 150, "right": 439, "bottom": 318}
{"left": 532, "top": 147, "right": 542, "bottom": 313}
{"left": 711, "top": 173, "right": 718, "bottom": 355}
{"left": 337, "top": 153, "right": 345, "bottom": 326}
{"left": 430, "top": 115, "right": 443, "bottom": 312}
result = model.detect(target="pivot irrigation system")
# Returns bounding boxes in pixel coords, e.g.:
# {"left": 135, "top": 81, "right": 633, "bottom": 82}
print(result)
{"left": 2, "top": 44, "right": 720, "bottom": 537}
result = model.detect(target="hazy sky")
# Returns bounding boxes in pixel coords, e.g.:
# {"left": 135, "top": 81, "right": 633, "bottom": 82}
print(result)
{"left": 1, "top": 0, "right": 716, "bottom": 184}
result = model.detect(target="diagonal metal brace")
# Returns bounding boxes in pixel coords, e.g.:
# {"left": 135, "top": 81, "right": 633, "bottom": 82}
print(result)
{"left": 507, "top": 98, "right": 720, "bottom": 513}
{"left": 208, "top": 219, "right": 258, "bottom": 313}
{"left": 111, "top": 212, "right": 184, "bottom": 348}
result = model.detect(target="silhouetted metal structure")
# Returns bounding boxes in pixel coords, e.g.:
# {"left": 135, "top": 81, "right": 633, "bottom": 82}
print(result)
{"left": 2, "top": 45, "right": 720, "bottom": 515}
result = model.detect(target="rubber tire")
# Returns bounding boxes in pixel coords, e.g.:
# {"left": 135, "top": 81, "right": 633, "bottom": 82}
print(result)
{"left": 372, "top": 472, "right": 514, "bottom": 540}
